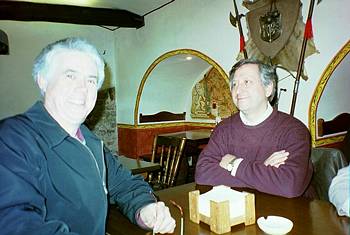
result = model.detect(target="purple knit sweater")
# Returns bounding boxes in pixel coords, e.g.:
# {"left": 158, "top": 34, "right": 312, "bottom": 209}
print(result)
{"left": 195, "top": 109, "right": 313, "bottom": 198}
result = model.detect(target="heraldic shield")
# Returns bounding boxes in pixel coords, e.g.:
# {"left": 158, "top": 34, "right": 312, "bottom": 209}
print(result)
{"left": 246, "top": 0, "right": 300, "bottom": 58}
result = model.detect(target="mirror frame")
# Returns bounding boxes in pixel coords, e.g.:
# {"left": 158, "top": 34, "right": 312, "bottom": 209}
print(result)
{"left": 309, "top": 40, "right": 350, "bottom": 147}
{"left": 134, "top": 49, "right": 229, "bottom": 126}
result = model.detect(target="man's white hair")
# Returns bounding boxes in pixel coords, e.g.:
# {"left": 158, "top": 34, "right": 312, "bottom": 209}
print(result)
{"left": 32, "top": 37, "right": 105, "bottom": 91}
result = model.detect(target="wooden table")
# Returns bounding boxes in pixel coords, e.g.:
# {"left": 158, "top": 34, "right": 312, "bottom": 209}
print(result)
{"left": 117, "top": 155, "right": 161, "bottom": 175}
{"left": 106, "top": 183, "right": 349, "bottom": 235}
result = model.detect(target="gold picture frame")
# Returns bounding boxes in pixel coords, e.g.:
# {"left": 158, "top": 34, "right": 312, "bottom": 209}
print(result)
{"left": 308, "top": 40, "right": 350, "bottom": 147}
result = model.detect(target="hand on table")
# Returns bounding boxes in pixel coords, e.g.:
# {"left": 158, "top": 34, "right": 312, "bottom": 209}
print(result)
{"left": 264, "top": 150, "right": 289, "bottom": 168}
{"left": 140, "top": 202, "right": 176, "bottom": 234}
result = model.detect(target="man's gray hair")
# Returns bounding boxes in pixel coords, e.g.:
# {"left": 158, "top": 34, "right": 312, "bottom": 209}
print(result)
{"left": 229, "top": 58, "right": 277, "bottom": 102}
{"left": 32, "top": 37, "right": 105, "bottom": 89}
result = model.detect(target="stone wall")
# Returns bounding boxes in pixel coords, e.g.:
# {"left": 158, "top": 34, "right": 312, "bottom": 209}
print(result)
{"left": 85, "top": 87, "right": 118, "bottom": 154}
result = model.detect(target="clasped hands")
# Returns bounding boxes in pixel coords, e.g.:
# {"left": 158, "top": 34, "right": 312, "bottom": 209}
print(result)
{"left": 140, "top": 201, "right": 176, "bottom": 234}
{"left": 219, "top": 150, "right": 289, "bottom": 169}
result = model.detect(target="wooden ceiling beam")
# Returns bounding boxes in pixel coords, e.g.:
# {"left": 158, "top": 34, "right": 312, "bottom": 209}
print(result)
{"left": 0, "top": 1, "right": 144, "bottom": 28}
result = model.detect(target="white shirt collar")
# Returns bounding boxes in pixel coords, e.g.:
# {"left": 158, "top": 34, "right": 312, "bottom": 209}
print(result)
{"left": 240, "top": 103, "right": 273, "bottom": 126}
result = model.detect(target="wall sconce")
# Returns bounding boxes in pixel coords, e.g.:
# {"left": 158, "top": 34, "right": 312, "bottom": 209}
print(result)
{"left": 0, "top": 29, "right": 9, "bottom": 55}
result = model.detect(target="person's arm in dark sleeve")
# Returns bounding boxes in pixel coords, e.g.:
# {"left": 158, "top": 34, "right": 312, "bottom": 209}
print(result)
{"left": 0, "top": 140, "right": 78, "bottom": 235}
{"left": 105, "top": 151, "right": 155, "bottom": 224}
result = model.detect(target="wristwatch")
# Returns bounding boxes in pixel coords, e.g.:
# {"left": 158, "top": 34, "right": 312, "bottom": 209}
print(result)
{"left": 226, "top": 158, "right": 237, "bottom": 172}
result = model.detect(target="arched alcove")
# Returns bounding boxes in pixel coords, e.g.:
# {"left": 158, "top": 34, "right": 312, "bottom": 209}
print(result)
{"left": 309, "top": 40, "right": 350, "bottom": 147}
{"left": 134, "top": 49, "right": 230, "bottom": 126}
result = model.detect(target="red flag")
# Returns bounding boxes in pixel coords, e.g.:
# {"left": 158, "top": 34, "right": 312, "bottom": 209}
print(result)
{"left": 304, "top": 18, "right": 314, "bottom": 39}
{"left": 240, "top": 36, "right": 245, "bottom": 52}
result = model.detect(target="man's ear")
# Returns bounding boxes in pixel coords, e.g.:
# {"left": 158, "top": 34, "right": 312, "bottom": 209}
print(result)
{"left": 265, "top": 83, "right": 273, "bottom": 98}
{"left": 37, "top": 75, "right": 47, "bottom": 94}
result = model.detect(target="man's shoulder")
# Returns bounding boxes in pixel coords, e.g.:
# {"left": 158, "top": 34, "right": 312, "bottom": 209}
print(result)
{"left": 219, "top": 112, "right": 240, "bottom": 126}
{"left": 0, "top": 112, "right": 40, "bottom": 147}
{"left": 0, "top": 102, "right": 43, "bottom": 134}
{"left": 275, "top": 111, "right": 308, "bottom": 130}
{"left": 0, "top": 113, "right": 32, "bottom": 133}
{"left": 212, "top": 113, "right": 241, "bottom": 136}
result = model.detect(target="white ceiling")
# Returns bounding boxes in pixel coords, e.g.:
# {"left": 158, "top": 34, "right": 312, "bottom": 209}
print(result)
{"left": 150, "top": 54, "right": 212, "bottom": 81}
{"left": 8, "top": 0, "right": 175, "bottom": 15}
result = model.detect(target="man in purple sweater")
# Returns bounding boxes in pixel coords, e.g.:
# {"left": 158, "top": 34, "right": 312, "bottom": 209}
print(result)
{"left": 195, "top": 59, "right": 313, "bottom": 198}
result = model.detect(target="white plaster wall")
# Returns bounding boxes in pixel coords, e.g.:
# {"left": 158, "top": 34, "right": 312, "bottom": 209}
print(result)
{"left": 317, "top": 54, "right": 350, "bottom": 120}
{"left": 115, "top": 0, "right": 235, "bottom": 124}
{"left": 115, "top": 0, "right": 350, "bottom": 126}
{"left": 0, "top": 21, "right": 116, "bottom": 120}
{"left": 139, "top": 55, "right": 211, "bottom": 117}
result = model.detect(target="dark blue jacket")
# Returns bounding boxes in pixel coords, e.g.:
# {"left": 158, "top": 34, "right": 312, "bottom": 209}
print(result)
{"left": 0, "top": 101, "right": 155, "bottom": 235}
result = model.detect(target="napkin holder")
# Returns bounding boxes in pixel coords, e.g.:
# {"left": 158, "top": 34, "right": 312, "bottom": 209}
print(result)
{"left": 189, "top": 186, "right": 255, "bottom": 234}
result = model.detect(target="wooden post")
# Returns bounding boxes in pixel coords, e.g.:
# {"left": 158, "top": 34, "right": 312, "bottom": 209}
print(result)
{"left": 189, "top": 190, "right": 200, "bottom": 224}
{"left": 233, "top": 0, "right": 248, "bottom": 59}
{"left": 290, "top": 0, "right": 316, "bottom": 116}
{"left": 244, "top": 193, "right": 255, "bottom": 225}
{"left": 210, "top": 200, "right": 231, "bottom": 234}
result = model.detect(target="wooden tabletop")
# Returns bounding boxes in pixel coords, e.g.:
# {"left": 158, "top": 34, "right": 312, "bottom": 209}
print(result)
{"left": 159, "top": 129, "right": 212, "bottom": 141}
{"left": 117, "top": 155, "right": 161, "bottom": 175}
{"left": 106, "top": 183, "right": 349, "bottom": 235}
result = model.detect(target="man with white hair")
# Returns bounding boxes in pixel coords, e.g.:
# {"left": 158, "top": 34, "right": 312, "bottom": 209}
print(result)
{"left": 0, "top": 37, "right": 175, "bottom": 235}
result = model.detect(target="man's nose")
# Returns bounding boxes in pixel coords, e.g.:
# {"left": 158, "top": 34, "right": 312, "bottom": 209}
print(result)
{"left": 76, "top": 76, "right": 88, "bottom": 90}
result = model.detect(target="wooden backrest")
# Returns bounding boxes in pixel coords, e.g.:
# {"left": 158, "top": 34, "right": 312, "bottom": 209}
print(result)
{"left": 149, "top": 135, "right": 186, "bottom": 188}
{"left": 139, "top": 111, "right": 186, "bottom": 123}
{"left": 317, "top": 113, "right": 350, "bottom": 137}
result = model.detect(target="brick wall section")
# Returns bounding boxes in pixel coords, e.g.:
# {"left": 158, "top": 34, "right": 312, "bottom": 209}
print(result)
{"left": 85, "top": 88, "right": 118, "bottom": 154}
{"left": 118, "top": 124, "right": 211, "bottom": 158}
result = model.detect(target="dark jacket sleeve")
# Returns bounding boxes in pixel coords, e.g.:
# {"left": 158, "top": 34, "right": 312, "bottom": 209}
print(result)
{"left": 105, "top": 151, "right": 155, "bottom": 224}
{"left": 0, "top": 127, "right": 78, "bottom": 235}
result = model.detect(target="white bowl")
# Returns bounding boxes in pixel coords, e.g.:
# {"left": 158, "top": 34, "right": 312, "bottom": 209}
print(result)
{"left": 257, "top": 216, "right": 293, "bottom": 235}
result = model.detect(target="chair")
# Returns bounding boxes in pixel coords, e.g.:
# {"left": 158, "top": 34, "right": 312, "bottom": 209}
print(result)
{"left": 317, "top": 113, "right": 350, "bottom": 137}
{"left": 148, "top": 135, "right": 186, "bottom": 190}
{"left": 310, "top": 147, "right": 348, "bottom": 201}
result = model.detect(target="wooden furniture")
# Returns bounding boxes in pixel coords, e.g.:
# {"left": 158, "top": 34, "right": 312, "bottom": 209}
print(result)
{"left": 158, "top": 129, "right": 212, "bottom": 184}
{"left": 139, "top": 111, "right": 186, "bottom": 123}
{"left": 189, "top": 189, "right": 255, "bottom": 234}
{"left": 317, "top": 113, "right": 350, "bottom": 137}
{"left": 106, "top": 183, "right": 350, "bottom": 235}
{"left": 117, "top": 155, "right": 161, "bottom": 175}
{"left": 148, "top": 135, "right": 186, "bottom": 189}
{"left": 158, "top": 129, "right": 212, "bottom": 143}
